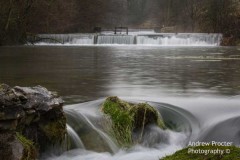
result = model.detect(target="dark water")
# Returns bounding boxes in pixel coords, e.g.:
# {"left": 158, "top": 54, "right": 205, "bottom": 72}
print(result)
{"left": 1, "top": 46, "right": 240, "bottom": 103}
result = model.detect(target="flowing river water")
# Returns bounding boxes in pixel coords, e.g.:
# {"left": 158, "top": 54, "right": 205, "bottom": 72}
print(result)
{"left": 0, "top": 45, "right": 240, "bottom": 160}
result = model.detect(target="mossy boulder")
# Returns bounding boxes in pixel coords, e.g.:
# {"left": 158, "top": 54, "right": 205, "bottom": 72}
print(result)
{"left": 0, "top": 84, "right": 67, "bottom": 159}
{"left": 131, "top": 103, "right": 165, "bottom": 130}
{"left": 101, "top": 96, "right": 165, "bottom": 147}
{"left": 161, "top": 145, "right": 240, "bottom": 160}
{"left": 39, "top": 113, "right": 66, "bottom": 147}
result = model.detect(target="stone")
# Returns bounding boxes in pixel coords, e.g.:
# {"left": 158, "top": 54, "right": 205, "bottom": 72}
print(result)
{"left": 0, "top": 132, "right": 24, "bottom": 160}
{"left": 0, "top": 84, "right": 67, "bottom": 159}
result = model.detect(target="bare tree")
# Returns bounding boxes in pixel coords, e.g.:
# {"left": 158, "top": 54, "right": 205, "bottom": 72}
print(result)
{"left": 183, "top": 0, "right": 204, "bottom": 32}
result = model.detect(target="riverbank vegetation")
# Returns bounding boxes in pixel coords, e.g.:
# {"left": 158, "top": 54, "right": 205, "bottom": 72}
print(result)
{"left": 0, "top": 0, "right": 239, "bottom": 45}
{"left": 162, "top": 145, "right": 240, "bottom": 160}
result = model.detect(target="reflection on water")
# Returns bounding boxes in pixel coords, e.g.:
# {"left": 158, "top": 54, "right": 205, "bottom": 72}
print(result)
{"left": 0, "top": 46, "right": 240, "bottom": 103}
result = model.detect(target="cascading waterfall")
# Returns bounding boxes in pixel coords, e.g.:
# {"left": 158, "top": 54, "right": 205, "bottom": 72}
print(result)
{"left": 137, "top": 33, "right": 222, "bottom": 46}
{"left": 31, "top": 32, "right": 222, "bottom": 46}
{"left": 44, "top": 99, "right": 196, "bottom": 160}
{"left": 43, "top": 97, "right": 240, "bottom": 160}
{"left": 64, "top": 109, "right": 119, "bottom": 153}
{"left": 97, "top": 35, "right": 135, "bottom": 44}
{"left": 66, "top": 124, "right": 85, "bottom": 149}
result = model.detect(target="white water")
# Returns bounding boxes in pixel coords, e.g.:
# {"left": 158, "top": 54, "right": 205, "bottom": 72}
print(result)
{"left": 45, "top": 99, "right": 191, "bottom": 160}
{"left": 137, "top": 33, "right": 222, "bottom": 46}
{"left": 48, "top": 132, "right": 185, "bottom": 160}
{"left": 64, "top": 109, "right": 119, "bottom": 153}
{"left": 36, "top": 34, "right": 94, "bottom": 44}
{"left": 44, "top": 96, "right": 240, "bottom": 160}
{"left": 97, "top": 35, "right": 135, "bottom": 44}
{"left": 32, "top": 33, "right": 222, "bottom": 46}
{"left": 67, "top": 125, "right": 85, "bottom": 149}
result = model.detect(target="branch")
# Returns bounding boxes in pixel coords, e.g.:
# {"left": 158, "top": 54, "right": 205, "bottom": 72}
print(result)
{"left": 27, "top": 34, "right": 64, "bottom": 45}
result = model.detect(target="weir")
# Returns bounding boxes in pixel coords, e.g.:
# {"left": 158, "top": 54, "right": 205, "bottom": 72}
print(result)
{"left": 136, "top": 33, "right": 222, "bottom": 46}
{"left": 97, "top": 35, "right": 135, "bottom": 44}
{"left": 33, "top": 33, "right": 222, "bottom": 46}
{"left": 36, "top": 34, "right": 95, "bottom": 44}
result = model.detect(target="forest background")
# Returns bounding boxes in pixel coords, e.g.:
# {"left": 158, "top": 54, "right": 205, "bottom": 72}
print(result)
{"left": 0, "top": 0, "right": 239, "bottom": 45}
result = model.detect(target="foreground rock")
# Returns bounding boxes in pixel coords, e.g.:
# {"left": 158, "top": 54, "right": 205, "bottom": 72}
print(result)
{"left": 0, "top": 84, "right": 66, "bottom": 160}
{"left": 101, "top": 96, "right": 165, "bottom": 147}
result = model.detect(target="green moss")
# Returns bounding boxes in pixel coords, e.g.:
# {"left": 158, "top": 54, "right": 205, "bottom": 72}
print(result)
{"left": 101, "top": 96, "right": 165, "bottom": 147}
{"left": 102, "top": 97, "right": 134, "bottom": 147}
{"left": 161, "top": 145, "right": 240, "bottom": 160}
{"left": 16, "top": 132, "right": 37, "bottom": 160}
{"left": 130, "top": 103, "right": 165, "bottom": 129}
{"left": 39, "top": 116, "right": 66, "bottom": 145}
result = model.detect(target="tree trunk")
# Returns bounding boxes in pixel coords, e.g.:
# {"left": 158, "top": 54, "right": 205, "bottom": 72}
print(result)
{"left": 5, "top": 0, "right": 13, "bottom": 31}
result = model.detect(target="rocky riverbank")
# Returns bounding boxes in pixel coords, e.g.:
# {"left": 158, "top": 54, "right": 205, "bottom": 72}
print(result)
{"left": 0, "top": 84, "right": 66, "bottom": 160}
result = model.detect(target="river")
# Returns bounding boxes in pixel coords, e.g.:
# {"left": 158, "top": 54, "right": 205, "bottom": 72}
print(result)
{"left": 0, "top": 45, "right": 240, "bottom": 159}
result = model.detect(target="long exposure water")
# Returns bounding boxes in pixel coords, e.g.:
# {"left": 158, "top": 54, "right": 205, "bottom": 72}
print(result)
{"left": 1, "top": 46, "right": 240, "bottom": 101}
{"left": 0, "top": 45, "right": 240, "bottom": 159}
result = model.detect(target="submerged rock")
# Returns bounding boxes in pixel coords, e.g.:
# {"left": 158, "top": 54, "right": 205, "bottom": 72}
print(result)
{"left": 101, "top": 96, "right": 165, "bottom": 147}
{"left": 65, "top": 110, "right": 116, "bottom": 153}
{"left": 0, "top": 84, "right": 67, "bottom": 159}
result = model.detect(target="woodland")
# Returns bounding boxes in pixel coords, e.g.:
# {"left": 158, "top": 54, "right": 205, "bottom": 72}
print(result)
{"left": 0, "top": 0, "right": 239, "bottom": 45}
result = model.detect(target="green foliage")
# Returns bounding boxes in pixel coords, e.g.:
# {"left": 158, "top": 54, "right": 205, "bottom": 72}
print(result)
{"left": 16, "top": 132, "right": 37, "bottom": 160}
{"left": 162, "top": 145, "right": 240, "bottom": 160}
